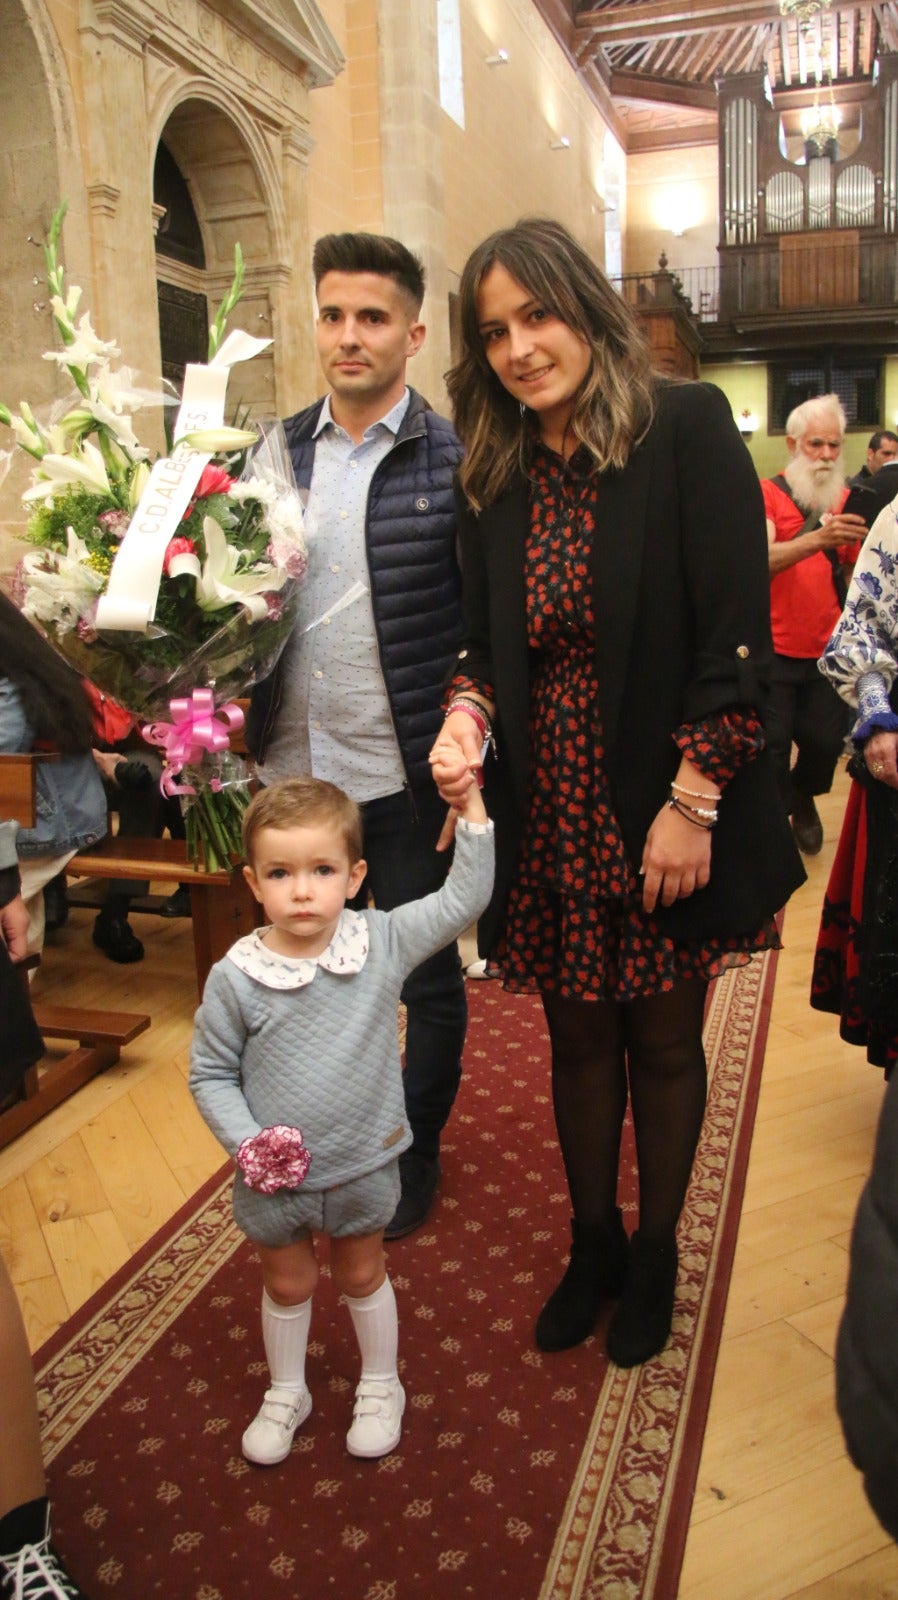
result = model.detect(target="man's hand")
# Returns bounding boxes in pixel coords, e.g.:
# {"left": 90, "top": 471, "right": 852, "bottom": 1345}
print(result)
{"left": 815, "top": 511, "right": 867, "bottom": 550}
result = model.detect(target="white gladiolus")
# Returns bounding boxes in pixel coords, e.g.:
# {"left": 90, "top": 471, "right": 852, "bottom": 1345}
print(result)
{"left": 42, "top": 312, "right": 119, "bottom": 372}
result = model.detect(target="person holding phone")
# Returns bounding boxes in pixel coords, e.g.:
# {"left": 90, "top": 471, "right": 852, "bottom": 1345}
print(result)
{"left": 762, "top": 395, "right": 868, "bottom": 854}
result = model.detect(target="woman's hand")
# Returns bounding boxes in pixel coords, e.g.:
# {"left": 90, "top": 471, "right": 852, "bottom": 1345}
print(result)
{"left": 640, "top": 803, "right": 712, "bottom": 914}
{"left": 864, "top": 730, "right": 898, "bottom": 789}
{"left": 429, "top": 711, "right": 487, "bottom": 851}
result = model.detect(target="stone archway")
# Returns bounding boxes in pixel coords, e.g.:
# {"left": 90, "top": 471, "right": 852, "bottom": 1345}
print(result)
{"left": 152, "top": 94, "right": 286, "bottom": 418}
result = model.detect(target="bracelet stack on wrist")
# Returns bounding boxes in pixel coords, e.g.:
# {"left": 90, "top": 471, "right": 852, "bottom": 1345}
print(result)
{"left": 446, "top": 696, "right": 493, "bottom": 745}
{"left": 668, "top": 790, "right": 718, "bottom": 829}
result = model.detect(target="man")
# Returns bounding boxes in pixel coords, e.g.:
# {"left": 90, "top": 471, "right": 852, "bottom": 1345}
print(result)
{"left": 246, "top": 233, "right": 465, "bottom": 1238}
{"left": 763, "top": 394, "right": 868, "bottom": 855}
{"left": 847, "top": 428, "right": 898, "bottom": 486}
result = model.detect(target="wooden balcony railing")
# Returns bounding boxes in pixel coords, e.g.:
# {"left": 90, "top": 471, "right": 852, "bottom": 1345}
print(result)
{"left": 616, "top": 234, "right": 898, "bottom": 327}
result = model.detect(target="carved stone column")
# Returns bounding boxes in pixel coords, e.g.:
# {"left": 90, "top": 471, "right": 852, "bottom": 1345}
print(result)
{"left": 78, "top": 0, "right": 161, "bottom": 378}
{"left": 277, "top": 124, "right": 318, "bottom": 414}
{"left": 375, "top": 0, "right": 450, "bottom": 414}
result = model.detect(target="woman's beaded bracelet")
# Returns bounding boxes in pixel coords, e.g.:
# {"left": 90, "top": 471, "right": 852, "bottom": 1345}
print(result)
{"left": 668, "top": 795, "right": 717, "bottom": 829}
{"left": 670, "top": 779, "right": 721, "bottom": 803}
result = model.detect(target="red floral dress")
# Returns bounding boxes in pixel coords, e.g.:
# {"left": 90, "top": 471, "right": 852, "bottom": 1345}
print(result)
{"left": 455, "top": 443, "right": 779, "bottom": 1001}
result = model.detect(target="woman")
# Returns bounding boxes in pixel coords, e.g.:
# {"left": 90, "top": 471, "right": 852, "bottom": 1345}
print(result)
{"left": 0, "top": 592, "right": 106, "bottom": 953}
{"left": 813, "top": 497, "right": 898, "bottom": 1072}
{"left": 431, "top": 218, "right": 805, "bottom": 1367}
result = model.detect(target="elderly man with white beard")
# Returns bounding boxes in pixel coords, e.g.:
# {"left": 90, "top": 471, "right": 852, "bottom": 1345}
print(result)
{"left": 762, "top": 394, "right": 868, "bottom": 854}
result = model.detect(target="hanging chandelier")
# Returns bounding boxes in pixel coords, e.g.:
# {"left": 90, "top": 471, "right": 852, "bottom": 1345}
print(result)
{"left": 801, "top": 93, "right": 840, "bottom": 156}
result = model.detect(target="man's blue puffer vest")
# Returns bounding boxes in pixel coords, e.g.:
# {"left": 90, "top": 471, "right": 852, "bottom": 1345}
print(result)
{"left": 246, "top": 389, "right": 463, "bottom": 793}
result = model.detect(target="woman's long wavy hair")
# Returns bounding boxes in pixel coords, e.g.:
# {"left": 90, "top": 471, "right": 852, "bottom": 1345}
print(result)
{"left": 448, "top": 217, "right": 657, "bottom": 510}
{"left": 0, "top": 591, "right": 95, "bottom": 752}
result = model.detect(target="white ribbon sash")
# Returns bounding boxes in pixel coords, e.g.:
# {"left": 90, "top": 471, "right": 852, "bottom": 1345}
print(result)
{"left": 94, "top": 329, "right": 271, "bottom": 632}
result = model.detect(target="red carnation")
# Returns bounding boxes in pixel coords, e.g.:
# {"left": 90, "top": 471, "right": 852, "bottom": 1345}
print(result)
{"left": 163, "top": 536, "right": 196, "bottom": 574}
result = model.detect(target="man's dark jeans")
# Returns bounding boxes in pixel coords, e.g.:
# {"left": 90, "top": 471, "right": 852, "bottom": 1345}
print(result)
{"left": 351, "top": 785, "right": 467, "bottom": 1161}
{"left": 766, "top": 654, "right": 851, "bottom": 812}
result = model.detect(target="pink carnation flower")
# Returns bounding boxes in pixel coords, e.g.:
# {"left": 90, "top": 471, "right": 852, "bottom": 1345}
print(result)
{"left": 97, "top": 509, "right": 130, "bottom": 539}
{"left": 237, "top": 1125, "right": 312, "bottom": 1194}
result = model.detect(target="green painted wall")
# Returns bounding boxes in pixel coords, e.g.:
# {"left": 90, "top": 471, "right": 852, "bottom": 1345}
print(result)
{"left": 700, "top": 357, "right": 898, "bottom": 482}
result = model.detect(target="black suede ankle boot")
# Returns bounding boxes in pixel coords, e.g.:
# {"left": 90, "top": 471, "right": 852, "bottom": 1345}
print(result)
{"left": 605, "top": 1231, "right": 679, "bottom": 1368}
{"left": 535, "top": 1211, "right": 629, "bottom": 1352}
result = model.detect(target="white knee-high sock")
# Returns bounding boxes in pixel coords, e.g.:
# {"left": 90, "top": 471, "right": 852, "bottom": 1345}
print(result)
{"left": 261, "top": 1289, "right": 312, "bottom": 1392}
{"left": 344, "top": 1277, "right": 398, "bottom": 1380}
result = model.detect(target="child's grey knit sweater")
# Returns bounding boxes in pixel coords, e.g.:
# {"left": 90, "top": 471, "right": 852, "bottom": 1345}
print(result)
{"left": 190, "top": 819, "right": 494, "bottom": 1190}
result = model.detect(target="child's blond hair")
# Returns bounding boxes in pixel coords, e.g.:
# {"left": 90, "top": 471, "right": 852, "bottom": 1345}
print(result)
{"left": 242, "top": 777, "right": 364, "bottom": 867}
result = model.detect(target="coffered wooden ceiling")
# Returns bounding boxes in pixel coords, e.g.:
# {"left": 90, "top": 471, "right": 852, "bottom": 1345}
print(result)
{"left": 533, "top": 1, "right": 898, "bottom": 148}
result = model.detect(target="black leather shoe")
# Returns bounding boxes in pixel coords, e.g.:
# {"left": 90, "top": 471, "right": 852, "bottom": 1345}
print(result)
{"left": 160, "top": 888, "right": 191, "bottom": 918}
{"left": 535, "top": 1212, "right": 629, "bottom": 1352}
{"left": 93, "top": 913, "right": 144, "bottom": 964}
{"left": 605, "top": 1232, "right": 679, "bottom": 1368}
{"left": 791, "top": 792, "right": 824, "bottom": 856}
{"left": 384, "top": 1152, "right": 441, "bottom": 1239}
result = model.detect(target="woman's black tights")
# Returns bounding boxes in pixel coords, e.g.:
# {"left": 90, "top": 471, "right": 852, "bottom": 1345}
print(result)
{"left": 541, "top": 979, "right": 709, "bottom": 1241}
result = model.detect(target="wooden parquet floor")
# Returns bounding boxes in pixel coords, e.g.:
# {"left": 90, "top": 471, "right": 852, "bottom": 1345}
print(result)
{"left": 2, "top": 765, "right": 897, "bottom": 1597}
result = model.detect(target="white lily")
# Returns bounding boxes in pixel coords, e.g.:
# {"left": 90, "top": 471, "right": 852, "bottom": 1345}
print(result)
{"left": 193, "top": 514, "right": 285, "bottom": 617}
{"left": 128, "top": 461, "right": 150, "bottom": 509}
{"left": 177, "top": 426, "right": 257, "bottom": 453}
{"left": 9, "top": 413, "right": 47, "bottom": 458}
{"left": 20, "top": 529, "right": 106, "bottom": 626}
{"left": 21, "top": 438, "right": 112, "bottom": 502}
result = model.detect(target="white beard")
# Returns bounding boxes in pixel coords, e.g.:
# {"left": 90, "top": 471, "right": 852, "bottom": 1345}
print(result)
{"left": 784, "top": 450, "right": 846, "bottom": 515}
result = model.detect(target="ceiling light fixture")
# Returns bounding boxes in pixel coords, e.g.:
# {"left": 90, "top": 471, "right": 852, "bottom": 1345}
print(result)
{"left": 485, "top": 50, "right": 509, "bottom": 65}
{"left": 550, "top": 136, "right": 571, "bottom": 150}
{"left": 778, "top": 0, "right": 830, "bottom": 30}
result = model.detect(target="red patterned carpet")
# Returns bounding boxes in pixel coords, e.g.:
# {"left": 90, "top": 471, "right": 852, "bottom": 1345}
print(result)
{"left": 36, "top": 951, "right": 778, "bottom": 1600}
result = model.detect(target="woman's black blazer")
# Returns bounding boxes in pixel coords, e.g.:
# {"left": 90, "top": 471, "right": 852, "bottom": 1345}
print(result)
{"left": 452, "top": 379, "right": 806, "bottom": 950}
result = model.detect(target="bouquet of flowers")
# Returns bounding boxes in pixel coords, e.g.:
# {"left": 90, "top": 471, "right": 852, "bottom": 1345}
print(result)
{"left": 1, "top": 204, "right": 309, "bottom": 871}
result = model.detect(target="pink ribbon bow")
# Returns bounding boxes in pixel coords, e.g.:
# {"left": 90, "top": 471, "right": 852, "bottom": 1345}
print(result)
{"left": 141, "top": 688, "right": 244, "bottom": 794}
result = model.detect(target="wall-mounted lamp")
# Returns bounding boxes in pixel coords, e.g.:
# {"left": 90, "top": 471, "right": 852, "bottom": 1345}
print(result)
{"left": 485, "top": 49, "right": 509, "bottom": 65}
{"left": 550, "top": 136, "right": 571, "bottom": 150}
{"left": 738, "top": 409, "right": 760, "bottom": 439}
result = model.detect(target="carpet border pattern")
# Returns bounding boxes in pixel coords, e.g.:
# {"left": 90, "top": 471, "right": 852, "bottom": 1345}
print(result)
{"left": 34, "top": 949, "right": 777, "bottom": 1600}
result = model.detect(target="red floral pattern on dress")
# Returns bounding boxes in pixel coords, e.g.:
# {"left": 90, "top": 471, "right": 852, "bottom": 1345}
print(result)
{"left": 456, "top": 443, "right": 777, "bottom": 1000}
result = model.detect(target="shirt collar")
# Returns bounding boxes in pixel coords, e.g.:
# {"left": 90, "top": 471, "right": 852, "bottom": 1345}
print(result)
{"left": 314, "top": 388, "right": 410, "bottom": 441}
{"left": 226, "top": 908, "right": 369, "bottom": 989}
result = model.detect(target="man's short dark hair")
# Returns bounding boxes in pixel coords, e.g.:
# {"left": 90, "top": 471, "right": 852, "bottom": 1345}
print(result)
{"left": 312, "top": 232, "right": 426, "bottom": 314}
{"left": 868, "top": 429, "right": 898, "bottom": 451}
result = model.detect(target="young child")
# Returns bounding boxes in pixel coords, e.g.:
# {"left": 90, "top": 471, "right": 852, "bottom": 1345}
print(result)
{"left": 189, "top": 771, "right": 493, "bottom": 1466}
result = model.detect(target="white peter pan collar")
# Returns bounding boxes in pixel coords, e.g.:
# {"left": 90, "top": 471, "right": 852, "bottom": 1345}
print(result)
{"left": 226, "top": 909, "right": 369, "bottom": 990}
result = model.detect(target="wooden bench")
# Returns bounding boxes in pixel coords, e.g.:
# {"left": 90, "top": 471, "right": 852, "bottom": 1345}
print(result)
{"left": 0, "top": 752, "right": 151, "bottom": 1151}
{"left": 66, "top": 835, "right": 258, "bottom": 994}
